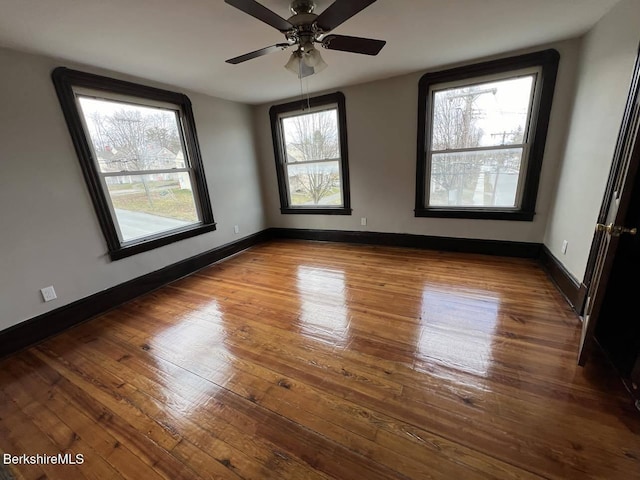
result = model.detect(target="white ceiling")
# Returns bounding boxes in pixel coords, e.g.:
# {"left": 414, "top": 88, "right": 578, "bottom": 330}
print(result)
{"left": 0, "top": 0, "right": 620, "bottom": 104}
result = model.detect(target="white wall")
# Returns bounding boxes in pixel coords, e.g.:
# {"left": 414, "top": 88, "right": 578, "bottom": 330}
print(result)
{"left": 544, "top": 0, "right": 640, "bottom": 281}
{"left": 0, "top": 47, "right": 265, "bottom": 331}
{"left": 253, "top": 39, "right": 580, "bottom": 243}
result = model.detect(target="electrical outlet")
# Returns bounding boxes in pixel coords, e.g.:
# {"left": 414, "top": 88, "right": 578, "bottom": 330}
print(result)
{"left": 361, "top": 217, "right": 367, "bottom": 226}
{"left": 234, "top": 225, "right": 240, "bottom": 234}
{"left": 561, "top": 240, "right": 568, "bottom": 255}
{"left": 40, "top": 285, "right": 57, "bottom": 302}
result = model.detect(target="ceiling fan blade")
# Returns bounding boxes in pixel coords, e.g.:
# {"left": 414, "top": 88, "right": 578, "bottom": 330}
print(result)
{"left": 225, "top": 0, "right": 293, "bottom": 32}
{"left": 315, "top": 0, "right": 377, "bottom": 31}
{"left": 321, "top": 34, "right": 386, "bottom": 55}
{"left": 226, "top": 44, "right": 290, "bottom": 64}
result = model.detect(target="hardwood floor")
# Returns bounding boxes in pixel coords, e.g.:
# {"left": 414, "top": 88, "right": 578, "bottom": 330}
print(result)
{"left": 0, "top": 240, "right": 638, "bottom": 479}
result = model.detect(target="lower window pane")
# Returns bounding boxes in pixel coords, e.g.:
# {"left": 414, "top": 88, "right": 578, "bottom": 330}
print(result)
{"left": 286, "top": 161, "right": 342, "bottom": 206}
{"left": 429, "top": 148, "right": 523, "bottom": 207}
{"left": 106, "top": 172, "right": 200, "bottom": 242}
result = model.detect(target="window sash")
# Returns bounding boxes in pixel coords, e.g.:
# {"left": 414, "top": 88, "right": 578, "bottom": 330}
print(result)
{"left": 425, "top": 69, "right": 540, "bottom": 210}
{"left": 101, "top": 167, "right": 191, "bottom": 177}
{"left": 284, "top": 160, "right": 344, "bottom": 208}
{"left": 428, "top": 147, "right": 526, "bottom": 209}
{"left": 74, "top": 87, "right": 183, "bottom": 112}
{"left": 269, "top": 92, "right": 351, "bottom": 215}
{"left": 278, "top": 104, "right": 338, "bottom": 120}
{"left": 75, "top": 93, "right": 194, "bottom": 174}
{"left": 74, "top": 89, "right": 204, "bottom": 243}
{"left": 284, "top": 157, "right": 341, "bottom": 166}
{"left": 99, "top": 171, "right": 203, "bottom": 243}
{"left": 430, "top": 143, "right": 527, "bottom": 155}
{"left": 279, "top": 109, "right": 342, "bottom": 166}
{"left": 278, "top": 107, "right": 344, "bottom": 208}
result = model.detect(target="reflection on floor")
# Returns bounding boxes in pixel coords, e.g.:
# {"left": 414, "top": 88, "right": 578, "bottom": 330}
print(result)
{"left": 0, "top": 240, "right": 638, "bottom": 479}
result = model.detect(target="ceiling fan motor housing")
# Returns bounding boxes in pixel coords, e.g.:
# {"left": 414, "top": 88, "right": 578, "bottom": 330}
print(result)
{"left": 290, "top": 0, "right": 316, "bottom": 15}
{"left": 285, "top": 9, "right": 322, "bottom": 51}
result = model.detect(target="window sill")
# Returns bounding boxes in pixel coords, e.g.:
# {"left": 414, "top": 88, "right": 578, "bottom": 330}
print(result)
{"left": 280, "top": 207, "right": 352, "bottom": 215}
{"left": 109, "top": 222, "right": 217, "bottom": 260}
{"left": 414, "top": 208, "right": 534, "bottom": 221}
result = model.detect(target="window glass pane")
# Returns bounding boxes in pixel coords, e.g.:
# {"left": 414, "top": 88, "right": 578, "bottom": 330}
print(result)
{"left": 106, "top": 172, "right": 199, "bottom": 242}
{"left": 286, "top": 161, "right": 342, "bottom": 206}
{"left": 429, "top": 148, "right": 522, "bottom": 207}
{"left": 281, "top": 109, "right": 340, "bottom": 163}
{"left": 431, "top": 75, "right": 534, "bottom": 151}
{"left": 78, "top": 96, "right": 186, "bottom": 172}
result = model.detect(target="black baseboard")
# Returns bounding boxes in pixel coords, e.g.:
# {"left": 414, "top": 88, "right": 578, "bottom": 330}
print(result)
{"left": 0, "top": 230, "right": 270, "bottom": 359}
{"left": 2, "top": 228, "right": 578, "bottom": 360}
{"left": 539, "top": 245, "right": 587, "bottom": 313}
{"left": 269, "top": 228, "right": 542, "bottom": 258}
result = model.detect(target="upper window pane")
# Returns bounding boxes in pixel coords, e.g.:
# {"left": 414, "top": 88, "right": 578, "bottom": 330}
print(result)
{"left": 281, "top": 108, "right": 340, "bottom": 163}
{"left": 78, "top": 96, "right": 186, "bottom": 173}
{"left": 431, "top": 75, "right": 535, "bottom": 151}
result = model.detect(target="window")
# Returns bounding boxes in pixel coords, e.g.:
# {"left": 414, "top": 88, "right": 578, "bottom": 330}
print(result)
{"left": 270, "top": 92, "right": 351, "bottom": 215}
{"left": 52, "top": 67, "right": 215, "bottom": 260}
{"left": 416, "top": 50, "right": 559, "bottom": 220}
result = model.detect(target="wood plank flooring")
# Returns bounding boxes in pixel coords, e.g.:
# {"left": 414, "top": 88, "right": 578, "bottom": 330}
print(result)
{"left": 0, "top": 240, "right": 638, "bottom": 479}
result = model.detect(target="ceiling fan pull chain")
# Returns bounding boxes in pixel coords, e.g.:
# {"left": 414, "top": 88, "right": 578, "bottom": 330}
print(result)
{"left": 299, "top": 62, "right": 305, "bottom": 107}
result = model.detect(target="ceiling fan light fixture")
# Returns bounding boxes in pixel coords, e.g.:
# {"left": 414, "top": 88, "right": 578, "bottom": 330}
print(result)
{"left": 284, "top": 50, "right": 302, "bottom": 74}
{"left": 284, "top": 49, "right": 325, "bottom": 78}
{"left": 303, "top": 48, "right": 327, "bottom": 72}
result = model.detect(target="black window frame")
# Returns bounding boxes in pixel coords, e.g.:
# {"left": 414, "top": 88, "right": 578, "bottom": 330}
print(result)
{"left": 269, "top": 92, "right": 352, "bottom": 215}
{"left": 52, "top": 67, "right": 216, "bottom": 260}
{"left": 415, "top": 49, "right": 560, "bottom": 221}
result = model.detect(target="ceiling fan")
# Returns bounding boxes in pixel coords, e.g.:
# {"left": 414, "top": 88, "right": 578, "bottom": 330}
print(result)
{"left": 225, "top": 0, "right": 386, "bottom": 78}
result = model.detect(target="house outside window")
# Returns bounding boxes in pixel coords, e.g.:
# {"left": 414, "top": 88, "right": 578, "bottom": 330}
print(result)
{"left": 270, "top": 92, "right": 352, "bottom": 215}
{"left": 52, "top": 68, "right": 215, "bottom": 260}
{"left": 415, "top": 50, "right": 560, "bottom": 221}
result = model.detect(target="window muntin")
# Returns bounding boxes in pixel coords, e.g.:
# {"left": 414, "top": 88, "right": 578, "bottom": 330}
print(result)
{"left": 415, "top": 49, "right": 560, "bottom": 221}
{"left": 52, "top": 67, "right": 215, "bottom": 260}
{"left": 427, "top": 70, "right": 538, "bottom": 209}
{"left": 270, "top": 92, "right": 351, "bottom": 215}
{"left": 76, "top": 93, "right": 202, "bottom": 243}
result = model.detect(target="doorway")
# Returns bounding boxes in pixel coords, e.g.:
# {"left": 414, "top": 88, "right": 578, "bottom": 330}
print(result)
{"left": 579, "top": 43, "right": 640, "bottom": 408}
